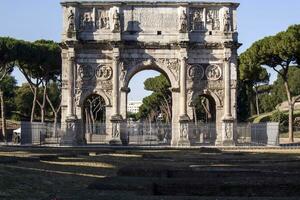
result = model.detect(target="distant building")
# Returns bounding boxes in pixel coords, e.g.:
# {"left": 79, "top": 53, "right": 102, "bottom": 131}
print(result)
{"left": 127, "top": 101, "right": 142, "bottom": 113}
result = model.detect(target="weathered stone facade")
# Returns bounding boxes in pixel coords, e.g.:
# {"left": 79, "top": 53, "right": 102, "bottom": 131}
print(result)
{"left": 60, "top": 0, "right": 240, "bottom": 146}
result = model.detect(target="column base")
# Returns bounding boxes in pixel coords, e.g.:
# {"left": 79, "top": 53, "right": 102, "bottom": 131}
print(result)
{"left": 109, "top": 116, "right": 123, "bottom": 146}
{"left": 61, "top": 117, "right": 85, "bottom": 146}
{"left": 220, "top": 118, "right": 235, "bottom": 147}
{"left": 111, "top": 114, "right": 123, "bottom": 121}
{"left": 177, "top": 116, "right": 191, "bottom": 147}
{"left": 177, "top": 139, "right": 191, "bottom": 147}
{"left": 222, "top": 140, "right": 236, "bottom": 146}
{"left": 109, "top": 138, "right": 122, "bottom": 145}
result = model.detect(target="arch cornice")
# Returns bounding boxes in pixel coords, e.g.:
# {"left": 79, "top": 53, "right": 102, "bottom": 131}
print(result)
{"left": 77, "top": 88, "right": 111, "bottom": 107}
{"left": 122, "top": 58, "right": 179, "bottom": 89}
{"left": 189, "top": 89, "right": 222, "bottom": 108}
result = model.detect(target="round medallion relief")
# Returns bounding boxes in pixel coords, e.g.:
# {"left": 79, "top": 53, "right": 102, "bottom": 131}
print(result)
{"left": 96, "top": 65, "right": 112, "bottom": 80}
{"left": 205, "top": 64, "right": 222, "bottom": 81}
{"left": 188, "top": 64, "right": 204, "bottom": 80}
{"left": 78, "top": 65, "right": 94, "bottom": 80}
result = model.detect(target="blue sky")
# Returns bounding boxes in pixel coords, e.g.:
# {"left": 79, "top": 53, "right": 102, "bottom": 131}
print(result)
{"left": 0, "top": 0, "right": 299, "bottom": 101}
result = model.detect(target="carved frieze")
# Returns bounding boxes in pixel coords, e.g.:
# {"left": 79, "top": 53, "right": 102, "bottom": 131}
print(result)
{"left": 78, "top": 64, "right": 94, "bottom": 81}
{"left": 96, "top": 9, "right": 110, "bottom": 30}
{"left": 112, "top": 122, "right": 121, "bottom": 138}
{"left": 188, "top": 64, "right": 205, "bottom": 80}
{"left": 67, "top": 9, "right": 75, "bottom": 32}
{"left": 206, "top": 9, "right": 220, "bottom": 31}
{"left": 96, "top": 65, "right": 112, "bottom": 80}
{"left": 75, "top": 89, "right": 82, "bottom": 106}
{"left": 79, "top": 10, "right": 94, "bottom": 31}
{"left": 205, "top": 64, "right": 222, "bottom": 81}
{"left": 180, "top": 123, "right": 189, "bottom": 139}
{"left": 97, "top": 80, "right": 113, "bottom": 90}
{"left": 112, "top": 9, "right": 121, "bottom": 32}
{"left": 179, "top": 10, "right": 188, "bottom": 33}
{"left": 223, "top": 10, "right": 232, "bottom": 32}
{"left": 156, "top": 58, "right": 180, "bottom": 81}
{"left": 190, "top": 8, "right": 204, "bottom": 31}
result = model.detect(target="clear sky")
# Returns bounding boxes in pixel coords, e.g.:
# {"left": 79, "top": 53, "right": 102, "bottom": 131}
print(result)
{"left": 0, "top": 0, "right": 300, "bottom": 101}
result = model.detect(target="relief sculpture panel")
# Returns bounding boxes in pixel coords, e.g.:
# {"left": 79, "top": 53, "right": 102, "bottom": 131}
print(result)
{"left": 190, "top": 8, "right": 204, "bottom": 31}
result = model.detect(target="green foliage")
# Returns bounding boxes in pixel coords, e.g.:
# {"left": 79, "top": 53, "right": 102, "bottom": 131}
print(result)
{"left": 0, "top": 37, "right": 62, "bottom": 122}
{"left": 270, "top": 110, "right": 289, "bottom": 132}
{"left": 144, "top": 74, "right": 171, "bottom": 93}
{"left": 14, "top": 84, "right": 34, "bottom": 119}
{"left": 137, "top": 74, "right": 172, "bottom": 122}
{"left": 258, "top": 94, "right": 278, "bottom": 113}
{"left": 0, "top": 74, "right": 17, "bottom": 117}
{"left": 127, "top": 112, "right": 138, "bottom": 121}
{"left": 239, "top": 25, "right": 300, "bottom": 126}
{"left": 271, "top": 67, "right": 300, "bottom": 103}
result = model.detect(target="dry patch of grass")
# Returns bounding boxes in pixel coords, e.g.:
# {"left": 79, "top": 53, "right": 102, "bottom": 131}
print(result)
{"left": 41, "top": 160, "right": 115, "bottom": 169}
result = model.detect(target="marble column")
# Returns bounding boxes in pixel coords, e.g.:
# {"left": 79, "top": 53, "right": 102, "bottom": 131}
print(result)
{"left": 223, "top": 55, "right": 233, "bottom": 120}
{"left": 180, "top": 57, "right": 188, "bottom": 117}
{"left": 67, "top": 49, "right": 76, "bottom": 119}
{"left": 63, "top": 48, "right": 83, "bottom": 146}
{"left": 177, "top": 49, "right": 190, "bottom": 146}
{"left": 221, "top": 48, "right": 235, "bottom": 146}
{"left": 110, "top": 47, "right": 122, "bottom": 145}
{"left": 112, "top": 54, "right": 120, "bottom": 117}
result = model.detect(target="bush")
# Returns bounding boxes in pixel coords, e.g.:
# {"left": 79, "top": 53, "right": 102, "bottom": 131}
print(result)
{"left": 270, "top": 111, "right": 288, "bottom": 132}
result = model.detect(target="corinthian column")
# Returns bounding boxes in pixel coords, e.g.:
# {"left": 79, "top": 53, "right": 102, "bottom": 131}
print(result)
{"left": 180, "top": 56, "right": 188, "bottom": 117}
{"left": 62, "top": 47, "right": 83, "bottom": 146}
{"left": 223, "top": 51, "right": 233, "bottom": 120}
{"left": 112, "top": 48, "right": 120, "bottom": 118}
{"left": 67, "top": 49, "right": 76, "bottom": 119}
{"left": 177, "top": 48, "right": 190, "bottom": 147}
{"left": 221, "top": 48, "right": 235, "bottom": 146}
{"left": 110, "top": 47, "right": 122, "bottom": 145}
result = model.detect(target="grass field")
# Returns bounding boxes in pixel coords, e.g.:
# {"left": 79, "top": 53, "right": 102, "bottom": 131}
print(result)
{"left": 1, "top": 147, "right": 300, "bottom": 199}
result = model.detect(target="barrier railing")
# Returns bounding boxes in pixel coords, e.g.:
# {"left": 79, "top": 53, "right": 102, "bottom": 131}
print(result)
{"left": 18, "top": 121, "right": 280, "bottom": 146}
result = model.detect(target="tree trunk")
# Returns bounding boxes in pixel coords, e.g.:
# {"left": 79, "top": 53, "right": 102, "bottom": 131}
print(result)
{"left": 41, "top": 84, "right": 47, "bottom": 123}
{"left": 254, "top": 86, "right": 260, "bottom": 115}
{"left": 284, "top": 81, "right": 294, "bottom": 143}
{"left": 0, "top": 90, "right": 6, "bottom": 142}
{"left": 31, "top": 87, "right": 37, "bottom": 122}
{"left": 162, "top": 95, "right": 172, "bottom": 123}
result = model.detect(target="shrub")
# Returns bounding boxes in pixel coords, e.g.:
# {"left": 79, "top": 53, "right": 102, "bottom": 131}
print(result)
{"left": 270, "top": 110, "right": 288, "bottom": 132}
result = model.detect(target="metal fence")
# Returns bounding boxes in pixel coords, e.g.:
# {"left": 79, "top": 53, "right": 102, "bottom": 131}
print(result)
{"left": 18, "top": 121, "right": 280, "bottom": 147}
{"left": 124, "top": 122, "right": 172, "bottom": 146}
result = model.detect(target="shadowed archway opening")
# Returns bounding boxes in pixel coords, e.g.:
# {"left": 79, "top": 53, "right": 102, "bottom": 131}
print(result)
{"left": 191, "top": 94, "right": 216, "bottom": 145}
{"left": 82, "top": 94, "right": 106, "bottom": 136}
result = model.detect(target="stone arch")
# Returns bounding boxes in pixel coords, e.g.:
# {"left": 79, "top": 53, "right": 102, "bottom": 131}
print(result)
{"left": 78, "top": 89, "right": 111, "bottom": 107}
{"left": 190, "top": 89, "right": 222, "bottom": 108}
{"left": 123, "top": 59, "right": 178, "bottom": 89}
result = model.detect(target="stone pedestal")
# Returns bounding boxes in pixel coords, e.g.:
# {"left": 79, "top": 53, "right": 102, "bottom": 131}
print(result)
{"left": 109, "top": 115, "right": 122, "bottom": 145}
{"left": 85, "top": 132, "right": 92, "bottom": 143}
{"left": 221, "top": 118, "right": 235, "bottom": 146}
{"left": 177, "top": 115, "right": 191, "bottom": 146}
{"left": 61, "top": 117, "right": 84, "bottom": 146}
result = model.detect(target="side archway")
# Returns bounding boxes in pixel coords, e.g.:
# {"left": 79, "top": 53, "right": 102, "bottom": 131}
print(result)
{"left": 82, "top": 94, "right": 108, "bottom": 143}
{"left": 189, "top": 89, "right": 222, "bottom": 145}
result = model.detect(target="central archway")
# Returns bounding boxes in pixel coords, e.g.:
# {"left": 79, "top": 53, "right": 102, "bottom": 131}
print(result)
{"left": 120, "top": 61, "right": 174, "bottom": 146}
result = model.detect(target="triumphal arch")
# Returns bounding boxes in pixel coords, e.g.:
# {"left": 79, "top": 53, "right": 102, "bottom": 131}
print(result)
{"left": 60, "top": 0, "right": 240, "bottom": 146}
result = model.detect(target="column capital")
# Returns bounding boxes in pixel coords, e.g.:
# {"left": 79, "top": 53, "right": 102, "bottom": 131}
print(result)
{"left": 68, "top": 48, "right": 75, "bottom": 60}
{"left": 179, "top": 48, "right": 188, "bottom": 58}
{"left": 112, "top": 47, "right": 120, "bottom": 59}
{"left": 223, "top": 48, "right": 232, "bottom": 62}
